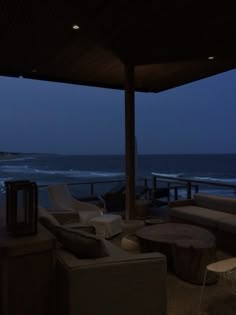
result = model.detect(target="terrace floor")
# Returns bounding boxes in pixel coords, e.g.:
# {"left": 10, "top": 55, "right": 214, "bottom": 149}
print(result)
{"left": 111, "top": 226, "right": 235, "bottom": 315}
{"left": 167, "top": 256, "right": 236, "bottom": 315}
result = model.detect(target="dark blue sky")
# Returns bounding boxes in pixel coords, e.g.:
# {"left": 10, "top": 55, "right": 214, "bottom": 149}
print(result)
{"left": 0, "top": 69, "right": 235, "bottom": 155}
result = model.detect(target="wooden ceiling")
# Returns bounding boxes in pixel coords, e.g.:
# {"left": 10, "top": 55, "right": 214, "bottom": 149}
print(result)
{"left": 0, "top": 0, "right": 236, "bottom": 92}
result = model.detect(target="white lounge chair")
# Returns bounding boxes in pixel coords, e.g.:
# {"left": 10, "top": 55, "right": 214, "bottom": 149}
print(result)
{"left": 47, "top": 184, "right": 104, "bottom": 225}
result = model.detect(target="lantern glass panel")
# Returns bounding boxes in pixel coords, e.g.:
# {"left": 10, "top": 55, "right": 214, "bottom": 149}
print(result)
{"left": 5, "top": 180, "right": 38, "bottom": 236}
{"left": 17, "top": 190, "right": 24, "bottom": 223}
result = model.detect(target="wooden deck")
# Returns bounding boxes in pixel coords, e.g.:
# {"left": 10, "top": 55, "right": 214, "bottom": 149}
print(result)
{"left": 48, "top": 273, "right": 235, "bottom": 315}
{"left": 167, "top": 253, "right": 235, "bottom": 315}
{"left": 111, "top": 231, "right": 235, "bottom": 315}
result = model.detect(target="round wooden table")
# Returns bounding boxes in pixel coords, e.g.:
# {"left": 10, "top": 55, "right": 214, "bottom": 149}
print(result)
{"left": 136, "top": 222, "right": 216, "bottom": 284}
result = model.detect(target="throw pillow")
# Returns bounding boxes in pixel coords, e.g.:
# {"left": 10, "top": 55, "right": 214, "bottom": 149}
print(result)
{"left": 55, "top": 226, "right": 109, "bottom": 259}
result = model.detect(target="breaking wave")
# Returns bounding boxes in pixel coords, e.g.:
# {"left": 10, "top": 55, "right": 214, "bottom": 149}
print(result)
{"left": 0, "top": 164, "right": 124, "bottom": 179}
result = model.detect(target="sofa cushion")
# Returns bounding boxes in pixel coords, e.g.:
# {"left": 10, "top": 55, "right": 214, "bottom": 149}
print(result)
{"left": 51, "top": 211, "right": 80, "bottom": 225}
{"left": 55, "top": 226, "right": 109, "bottom": 259}
{"left": 194, "top": 193, "right": 236, "bottom": 215}
{"left": 171, "top": 205, "right": 228, "bottom": 228}
{"left": 38, "top": 207, "right": 60, "bottom": 233}
{"left": 217, "top": 215, "right": 236, "bottom": 234}
{"left": 65, "top": 223, "right": 96, "bottom": 234}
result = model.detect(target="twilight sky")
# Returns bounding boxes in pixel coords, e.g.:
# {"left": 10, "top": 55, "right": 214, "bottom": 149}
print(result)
{"left": 0, "top": 69, "right": 235, "bottom": 155}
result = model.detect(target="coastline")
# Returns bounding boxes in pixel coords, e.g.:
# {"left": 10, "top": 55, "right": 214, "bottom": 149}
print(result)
{"left": 0, "top": 152, "right": 29, "bottom": 162}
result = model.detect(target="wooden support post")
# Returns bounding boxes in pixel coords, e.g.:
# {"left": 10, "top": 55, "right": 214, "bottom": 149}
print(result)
{"left": 151, "top": 176, "right": 157, "bottom": 202}
{"left": 187, "top": 181, "right": 192, "bottom": 199}
{"left": 153, "top": 176, "right": 157, "bottom": 191}
{"left": 174, "top": 187, "right": 178, "bottom": 200}
{"left": 144, "top": 178, "right": 148, "bottom": 200}
{"left": 167, "top": 183, "right": 170, "bottom": 201}
{"left": 124, "top": 64, "right": 135, "bottom": 220}
{"left": 195, "top": 185, "right": 199, "bottom": 193}
{"left": 90, "top": 183, "right": 94, "bottom": 195}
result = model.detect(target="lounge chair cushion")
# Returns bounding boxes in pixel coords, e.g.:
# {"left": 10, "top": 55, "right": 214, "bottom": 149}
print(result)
{"left": 194, "top": 193, "right": 236, "bottom": 215}
{"left": 50, "top": 210, "right": 80, "bottom": 225}
{"left": 171, "top": 205, "right": 229, "bottom": 228}
{"left": 55, "top": 226, "right": 109, "bottom": 259}
{"left": 47, "top": 184, "right": 104, "bottom": 225}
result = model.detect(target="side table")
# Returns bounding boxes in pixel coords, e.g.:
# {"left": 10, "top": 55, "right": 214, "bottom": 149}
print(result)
{"left": 0, "top": 224, "right": 56, "bottom": 315}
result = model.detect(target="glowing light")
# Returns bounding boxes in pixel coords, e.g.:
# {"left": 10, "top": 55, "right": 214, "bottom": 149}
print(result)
{"left": 72, "top": 24, "right": 80, "bottom": 30}
{"left": 208, "top": 56, "right": 215, "bottom": 60}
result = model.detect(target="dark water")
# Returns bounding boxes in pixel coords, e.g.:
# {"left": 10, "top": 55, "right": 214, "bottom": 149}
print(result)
{"left": 1, "top": 153, "right": 236, "bottom": 206}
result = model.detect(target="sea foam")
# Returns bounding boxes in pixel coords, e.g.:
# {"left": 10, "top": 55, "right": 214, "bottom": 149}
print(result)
{"left": 1, "top": 164, "right": 124, "bottom": 179}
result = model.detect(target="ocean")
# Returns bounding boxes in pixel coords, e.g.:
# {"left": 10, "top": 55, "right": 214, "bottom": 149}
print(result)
{"left": 1, "top": 153, "right": 236, "bottom": 207}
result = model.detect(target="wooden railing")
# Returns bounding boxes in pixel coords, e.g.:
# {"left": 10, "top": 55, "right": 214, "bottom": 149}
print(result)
{"left": 38, "top": 177, "right": 150, "bottom": 198}
{"left": 37, "top": 173, "right": 236, "bottom": 204}
{"left": 152, "top": 173, "right": 236, "bottom": 200}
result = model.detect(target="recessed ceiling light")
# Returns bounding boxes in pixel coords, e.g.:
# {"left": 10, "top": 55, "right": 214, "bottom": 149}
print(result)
{"left": 208, "top": 56, "right": 215, "bottom": 60}
{"left": 72, "top": 24, "right": 80, "bottom": 30}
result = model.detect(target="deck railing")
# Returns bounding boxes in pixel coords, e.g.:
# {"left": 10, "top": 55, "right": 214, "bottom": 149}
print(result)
{"left": 152, "top": 173, "right": 236, "bottom": 200}
{"left": 38, "top": 177, "right": 150, "bottom": 198}
{"left": 37, "top": 173, "right": 236, "bottom": 205}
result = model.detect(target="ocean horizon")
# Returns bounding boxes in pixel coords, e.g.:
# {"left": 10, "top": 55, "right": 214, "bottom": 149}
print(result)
{"left": 1, "top": 153, "right": 236, "bottom": 205}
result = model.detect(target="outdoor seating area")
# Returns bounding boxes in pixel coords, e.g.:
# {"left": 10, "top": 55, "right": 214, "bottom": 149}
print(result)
{"left": 36, "top": 190, "right": 236, "bottom": 315}
{"left": 1, "top": 187, "right": 236, "bottom": 315}
{"left": 37, "top": 206, "right": 167, "bottom": 315}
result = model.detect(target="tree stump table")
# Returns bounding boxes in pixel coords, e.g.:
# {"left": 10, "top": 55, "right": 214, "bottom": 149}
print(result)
{"left": 136, "top": 222, "right": 216, "bottom": 284}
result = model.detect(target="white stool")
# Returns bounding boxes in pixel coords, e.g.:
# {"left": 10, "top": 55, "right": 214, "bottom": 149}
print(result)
{"left": 89, "top": 214, "right": 122, "bottom": 239}
{"left": 197, "top": 257, "right": 236, "bottom": 315}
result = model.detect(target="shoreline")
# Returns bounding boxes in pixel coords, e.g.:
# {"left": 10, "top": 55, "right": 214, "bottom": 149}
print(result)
{"left": 0, "top": 153, "right": 30, "bottom": 162}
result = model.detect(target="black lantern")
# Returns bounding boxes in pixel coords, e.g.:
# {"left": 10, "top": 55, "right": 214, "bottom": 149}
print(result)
{"left": 5, "top": 180, "right": 38, "bottom": 236}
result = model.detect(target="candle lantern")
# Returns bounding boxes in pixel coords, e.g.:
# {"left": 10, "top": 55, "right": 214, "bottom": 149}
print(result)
{"left": 5, "top": 180, "right": 38, "bottom": 236}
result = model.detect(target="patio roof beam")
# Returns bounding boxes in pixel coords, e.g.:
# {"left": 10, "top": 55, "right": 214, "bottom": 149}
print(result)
{"left": 124, "top": 64, "right": 136, "bottom": 219}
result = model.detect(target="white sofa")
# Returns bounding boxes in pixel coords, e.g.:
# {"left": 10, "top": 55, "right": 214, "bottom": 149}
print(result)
{"left": 38, "top": 208, "right": 167, "bottom": 315}
{"left": 53, "top": 242, "right": 167, "bottom": 315}
{"left": 169, "top": 193, "right": 236, "bottom": 254}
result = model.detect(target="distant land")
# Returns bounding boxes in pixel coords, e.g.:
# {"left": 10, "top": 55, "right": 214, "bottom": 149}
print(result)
{"left": 0, "top": 151, "right": 26, "bottom": 160}
{"left": 0, "top": 151, "right": 21, "bottom": 155}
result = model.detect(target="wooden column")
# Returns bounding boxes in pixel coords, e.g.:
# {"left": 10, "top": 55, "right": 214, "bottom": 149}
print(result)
{"left": 124, "top": 64, "right": 136, "bottom": 219}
